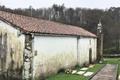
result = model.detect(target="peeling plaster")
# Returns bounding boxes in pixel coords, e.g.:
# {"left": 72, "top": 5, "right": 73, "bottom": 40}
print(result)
{"left": 32, "top": 36, "right": 78, "bottom": 78}
{"left": 0, "top": 25, "right": 25, "bottom": 78}
{"left": 32, "top": 36, "right": 97, "bottom": 78}
{"left": 34, "top": 52, "right": 77, "bottom": 77}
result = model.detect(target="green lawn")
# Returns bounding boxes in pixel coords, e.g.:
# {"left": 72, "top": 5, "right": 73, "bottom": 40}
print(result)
{"left": 47, "top": 64, "right": 104, "bottom": 80}
{"left": 103, "top": 58, "right": 120, "bottom": 74}
{"left": 47, "top": 58, "right": 120, "bottom": 80}
{"left": 87, "top": 64, "right": 104, "bottom": 72}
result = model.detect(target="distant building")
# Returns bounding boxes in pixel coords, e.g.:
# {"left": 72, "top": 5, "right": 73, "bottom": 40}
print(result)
{"left": 0, "top": 11, "right": 97, "bottom": 79}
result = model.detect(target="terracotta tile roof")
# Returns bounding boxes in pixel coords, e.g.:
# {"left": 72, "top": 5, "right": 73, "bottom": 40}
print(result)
{"left": 0, "top": 11, "right": 96, "bottom": 37}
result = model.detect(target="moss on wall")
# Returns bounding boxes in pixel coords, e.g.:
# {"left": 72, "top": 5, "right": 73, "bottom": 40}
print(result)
{"left": 0, "top": 26, "right": 24, "bottom": 79}
{"left": 34, "top": 51, "right": 77, "bottom": 78}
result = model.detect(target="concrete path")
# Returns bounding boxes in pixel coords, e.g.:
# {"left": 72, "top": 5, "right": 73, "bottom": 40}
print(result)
{"left": 91, "top": 64, "right": 118, "bottom": 80}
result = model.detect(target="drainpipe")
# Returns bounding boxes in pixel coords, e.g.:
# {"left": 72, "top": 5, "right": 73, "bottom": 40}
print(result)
{"left": 77, "top": 36, "right": 80, "bottom": 65}
{"left": 31, "top": 33, "right": 34, "bottom": 80}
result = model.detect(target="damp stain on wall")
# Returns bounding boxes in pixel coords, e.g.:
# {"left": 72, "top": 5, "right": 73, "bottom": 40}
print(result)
{"left": 34, "top": 51, "right": 77, "bottom": 78}
{"left": 0, "top": 26, "right": 25, "bottom": 78}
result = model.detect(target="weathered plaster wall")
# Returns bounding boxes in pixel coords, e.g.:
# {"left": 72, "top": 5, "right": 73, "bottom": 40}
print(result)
{"left": 91, "top": 38, "right": 97, "bottom": 62}
{"left": 33, "top": 36, "right": 77, "bottom": 77}
{"left": 0, "top": 20, "right": 25, "bottom": 75}
{"left": 78, "top": 37, "right": 97, "bottom": 65}
{"left": 33, "top": 35, "right": 97, "bottom": 78}
{"left": 78, "top": 38, "right": 89, "bottom": 65}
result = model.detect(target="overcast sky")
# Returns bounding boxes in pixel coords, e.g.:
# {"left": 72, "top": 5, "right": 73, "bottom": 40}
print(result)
{"left": 1, "top": 0, "right": 120, "bottom": 9}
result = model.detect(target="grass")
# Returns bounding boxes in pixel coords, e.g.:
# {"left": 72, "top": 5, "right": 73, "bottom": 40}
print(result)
{"left": 103, "top": 58, "right": 120, "bottom": 75}
{"left": 103, "top": 58, "right": 120, "bottom": 64}
{"left": 47, "top": 58, "right": 120, "bottom": 80}
{"left": 87, "top": 64, "right": 104, "bottom": 72}
{"left": 47, "top": 64, "right": 104, "bottom": 80}
{"left": 47, "top": 73, "right": 88, "bottom": 80}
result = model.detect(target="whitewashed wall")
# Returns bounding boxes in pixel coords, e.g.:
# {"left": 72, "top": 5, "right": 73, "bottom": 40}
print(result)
{"left": 0, "top": 20, "right": 25, "bottom": 71}
{"left": 91, "top": 38, "right": 97, "bottom": 62}
{"left": 33, "top": 36, "right": 78, "bottom": 77}
{"left": 33, "top": 35, "right": 97, "bottom": 78}
{"left": 78, "top": 37, "right": 97, "bottom": 65}
{"left": 78, "top": 38, "right": 90, "bottom": 65}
